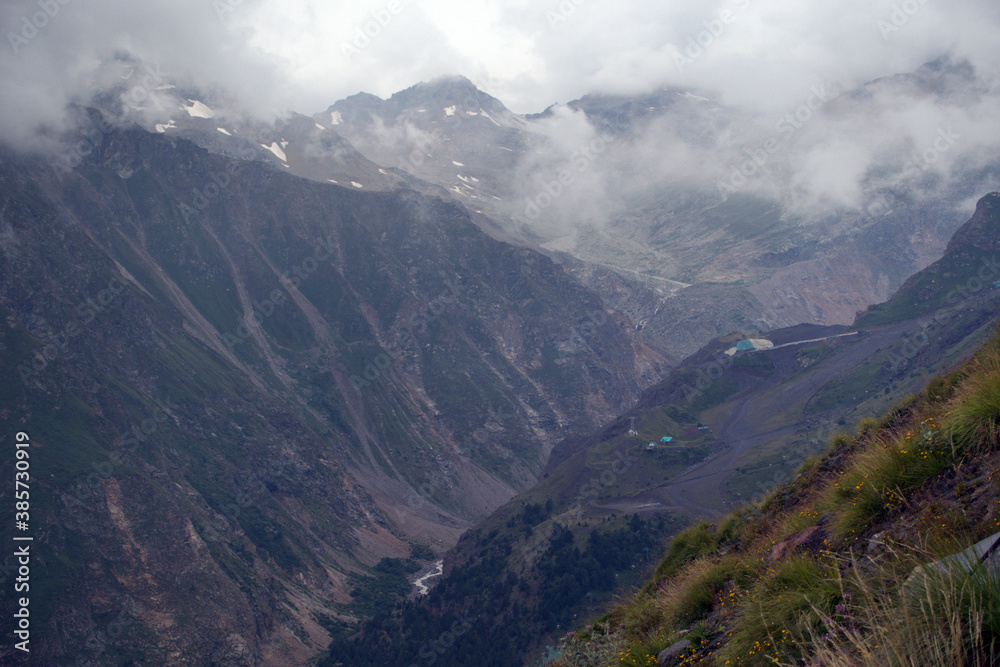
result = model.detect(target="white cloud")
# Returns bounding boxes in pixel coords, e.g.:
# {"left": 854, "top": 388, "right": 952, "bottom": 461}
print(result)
{"left": 2, "top": 0, "right": 999, "bottom": 196}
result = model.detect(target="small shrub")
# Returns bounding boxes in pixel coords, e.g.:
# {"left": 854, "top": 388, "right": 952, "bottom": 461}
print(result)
{"left": 946, "top": 369, "right": 1000, "bottom": 452}
{"left": 926, "top": 373, "right": 962, "bottom": 403}
{"left": 661, "top": 557, "right": 736, "bottom": 627}
{"left": 826, "top": 428, "right": 953, "bottom": 542}
{"left": 719, "top": 555, "right": 842, "bottom": 665}
{"left": 653, "top": 523, "right": 716, "bottom": 581}
{"left": 830, "top": 433, "right": 854, "bottom": 449}
{"left": 796, "top": 548, "right": 1000, "bottom": 667}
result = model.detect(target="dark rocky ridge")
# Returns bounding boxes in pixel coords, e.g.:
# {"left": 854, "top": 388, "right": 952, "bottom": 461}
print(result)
{"left": 0, "top": 120, "right": 666, "bottom": 664}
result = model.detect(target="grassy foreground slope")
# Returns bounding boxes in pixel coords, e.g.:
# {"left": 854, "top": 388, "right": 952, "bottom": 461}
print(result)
{"left": 553, "top": 325, "right": 1000, "bottom": 666}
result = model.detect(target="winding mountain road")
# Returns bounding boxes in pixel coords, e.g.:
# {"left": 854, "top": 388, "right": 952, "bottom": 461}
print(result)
{"left": 591, "top": 320, "right": 921, "bottom": 519}
{"left": 659, "top": 320, "right": 918, "bottom": 517}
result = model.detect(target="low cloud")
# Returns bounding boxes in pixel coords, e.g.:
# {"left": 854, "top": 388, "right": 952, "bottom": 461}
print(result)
{"left": 1, "top": 0, "right": 998, "bottom": 221}
{"left": 505, "top": 56, "right": 1000, "bottom": 236}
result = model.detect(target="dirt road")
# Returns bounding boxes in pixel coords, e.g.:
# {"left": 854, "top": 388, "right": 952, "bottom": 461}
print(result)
{"left": 591, "top": 320, "right": 920, "bottom": 519}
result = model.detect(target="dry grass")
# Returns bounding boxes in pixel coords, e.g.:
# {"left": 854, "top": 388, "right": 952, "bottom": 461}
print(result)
{"left": 552, "top": 330, "right": 1000, "bottom": 667}
{"left": 793, "top": 547, "right": 999, "bottom": 667}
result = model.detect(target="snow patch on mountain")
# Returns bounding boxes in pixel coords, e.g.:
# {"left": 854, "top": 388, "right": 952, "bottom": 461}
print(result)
{"left": 183, "top": 99, "right": 215, "bottom": 118}
{"left": 679, "top": 92, "right": 711, "bottom": 102}
{"left": 261, "top": 142, "right": 287, "bottom": 161}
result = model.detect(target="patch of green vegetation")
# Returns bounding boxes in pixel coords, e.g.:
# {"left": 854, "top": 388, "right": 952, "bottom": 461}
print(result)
{"left": 540, "top": 323, "right": 1000, "bottom": 667}
{"left": 237, "top": 506, "right": 304, "bottom": 572}
{"left": 726, "top": 443, "right": 825, "bottom": 501}
{"left": 855, "top": 202, "right": 1000, "bottom": 328}
{"left": 324, "top": 514, "right": 683, "bottom": 667}
{"left": 718, "top": 556, "right": 842, "bottom": 664}
{"left": 668, "top": 557, "right": 742, "bottom": 627}
{"left": 346, "top": 557, "right": 421, "bottom": 617}
{"left": 409, "top": 543, "right": 435, "bottom": 560}
{"left": 650, "top": 522, "right": 717, "bottom": 582}
{"left": 689, "top": 378, "right": 739, "bottom": 413}
{"left": 806, "top": 354, "right": 886, "bottom": 414}
{"left": 797, "top": 344, "right": 836, "bottom": 367}
{"left": 732, "top": 352, "right": 775, "bottom": 375}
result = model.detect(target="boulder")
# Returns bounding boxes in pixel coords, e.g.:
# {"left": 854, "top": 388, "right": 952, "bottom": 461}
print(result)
{"left": 657, "top": 639, "right": 692, "bottom": 666}
{"left": 769, "top": 525, "right": 823, "bottom": 562}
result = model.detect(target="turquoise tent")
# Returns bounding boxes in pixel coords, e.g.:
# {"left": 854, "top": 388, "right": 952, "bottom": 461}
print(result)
{"left": 660, "top": 436, "right": 673, "bottom": 443}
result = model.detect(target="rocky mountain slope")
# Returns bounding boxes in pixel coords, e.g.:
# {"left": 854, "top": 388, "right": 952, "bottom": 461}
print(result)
{"left": 0, "top": 115, "right": 665, "bottom": 665}
{"left": 1, "top": 54, "right": 997, "bottom": 666}
{"left": 324, "top": 191, "right": 1000, "bottom": 666}
{"left": 312, "top": 61, "right": 998, "bottom": 360}
{"left": 554, "top": 316, "right": 1000, "bottom": 666}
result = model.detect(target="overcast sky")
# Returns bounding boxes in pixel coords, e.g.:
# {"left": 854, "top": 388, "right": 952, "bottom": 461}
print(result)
{"left": 2, "top": 0, "right": 999, "bottom": 144}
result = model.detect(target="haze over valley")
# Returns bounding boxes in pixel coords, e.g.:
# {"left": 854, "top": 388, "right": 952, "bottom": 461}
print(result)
{"left": 1, "top": 1, "right": 999, "bottom": 665}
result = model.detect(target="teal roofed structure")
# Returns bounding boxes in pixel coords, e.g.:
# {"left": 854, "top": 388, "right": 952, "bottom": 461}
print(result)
{"left": 726, "top": 338, "right": 775, "bottom": 356}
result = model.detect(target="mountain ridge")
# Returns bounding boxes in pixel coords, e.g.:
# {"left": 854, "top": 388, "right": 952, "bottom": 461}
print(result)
{"left": 322, "top": 192, "right": 1000, "bottom": 666}
{"left": 0, "top": 118, "right": 666, "bottom": 665}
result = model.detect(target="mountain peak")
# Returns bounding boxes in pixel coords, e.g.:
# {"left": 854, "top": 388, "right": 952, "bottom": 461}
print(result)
{"left": 387, "top": 75, "right": 506, "bottom": 114}
{"left": 947, "top": 190, "right": 1000, "bottom": 253}
{"left": 854, "top": 191, "right": 1000, "bottom": 327}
